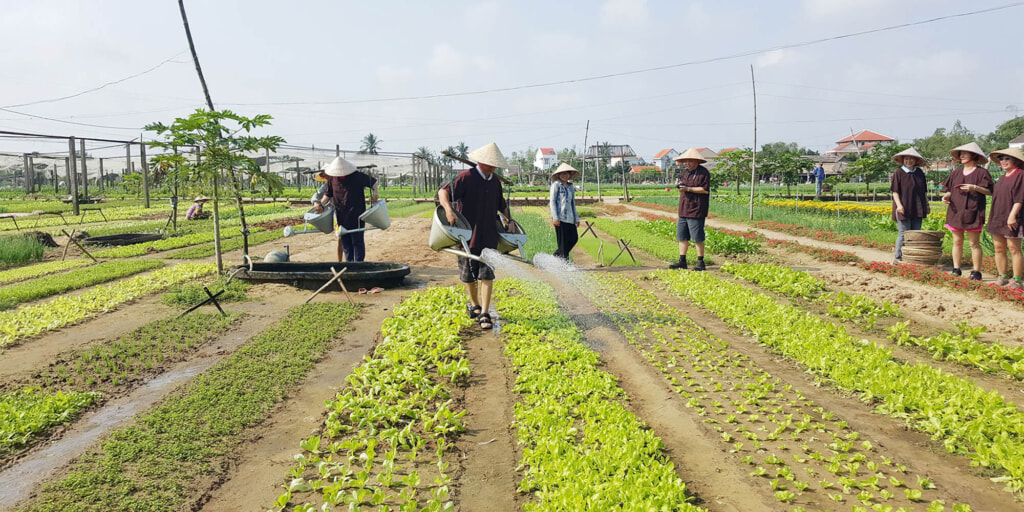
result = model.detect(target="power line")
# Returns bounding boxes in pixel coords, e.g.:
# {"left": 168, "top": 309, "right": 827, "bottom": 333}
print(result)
{"left": 0, "top": 107, "right": 142, "bottom": 130}
{"left": 1, "top": 52, "right": 187, "bottom": 109}
{"left": 223, "top": 2, "right": 1024, "bottom": 107}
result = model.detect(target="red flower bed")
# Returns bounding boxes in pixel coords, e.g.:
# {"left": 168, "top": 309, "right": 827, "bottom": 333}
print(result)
{"left": 640, "top": 212, "right": 675, "bottom": 222}
{"left": 714, "top": 227, "right": 766, "bottom": 241}
{"left": 767, "top": 239, "right": 862, "bottom": 263}
{"left": 603, "top": 204, "right": 629, "bottom": 215}
{"left": 753, "top": 220, "right": 891, "bottom": 250}
{"left": 861, "top": 261, "right": 1024, "bottom": 305}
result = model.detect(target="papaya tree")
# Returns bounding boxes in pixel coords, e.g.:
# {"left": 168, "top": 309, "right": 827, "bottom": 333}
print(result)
{"left": 145, "top": 108, "right": 284, "bottom": 273}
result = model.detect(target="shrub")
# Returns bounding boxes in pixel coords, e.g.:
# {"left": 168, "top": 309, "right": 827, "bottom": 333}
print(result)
{"left": 0, "top": 235, "right": 45, "bottom": 267}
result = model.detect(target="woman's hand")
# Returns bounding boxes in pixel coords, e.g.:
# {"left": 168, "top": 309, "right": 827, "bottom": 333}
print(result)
{"left": 958, "top": 184, "right": 975, "bottom": 193}
{"left": 896, "top": 205, "right": 905, "bottom": 216}
{"left": 314, "top": 203, "right": 324, "bottom": 213}
{"left": 551, "top": 219, "right": 560, "bottom": 227}
{"left": 575, "top": 222, "right": 580, "bottom": 227}
{"left": 1010, "top": 216, "right": 1019, "bottom": 230}
{"left": 941, "top": 193, "right": 951, "bottom": 205}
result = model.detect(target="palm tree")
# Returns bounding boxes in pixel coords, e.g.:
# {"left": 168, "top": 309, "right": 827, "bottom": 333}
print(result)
{"left": 360, "top": 133, "right": 381, "bottom": 155}
{"left": 414, "top": 146, "right": 434, "bottom": 163}
{"left": 455, "top": 142, "right": 470, "bottom": 160}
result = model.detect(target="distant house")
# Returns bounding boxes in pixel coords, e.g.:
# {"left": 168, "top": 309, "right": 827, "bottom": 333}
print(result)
{"left": 652, "top": 149, "right": 678, "bottom": 171}
{"left": 534, "top": 148, "right": 557, "bottom": 170}
{"left": 826, "top": 130, "right": 894, "bottom": 156}
{"left": 629, "top": 165, "right": 660, "bottom": 175}
{"left": 585, "top": 144, "right": 639, "bottom": 168}
{"left": 694, "top": 147, "right": 720, "bottom": 168}
{"left": 1010, "top": 134, "right": 1024, "bottom": 149}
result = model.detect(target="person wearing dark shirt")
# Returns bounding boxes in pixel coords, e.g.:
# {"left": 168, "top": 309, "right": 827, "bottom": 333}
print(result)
{"left": 890, "top": 147, "right": 929, "bottom": 264}
{"left": 323, "top": 157, "right": 378, "bottom": 262}
{"left": 987, "top": 148, "right": 1024, "bottom": 289}
{"left": 669, "top": 148, "right": 711, "bottom": 271}
{"left": 438, "top": 142, "right": 510, "bottom": 330}
{"left": 941, "top": 142, "right": 992, "bottom": 280}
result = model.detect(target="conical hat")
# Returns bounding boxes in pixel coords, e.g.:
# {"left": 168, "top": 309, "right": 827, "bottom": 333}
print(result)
{"left": 990, "top": 147, "right": 1024, "bottom": 166}
{"left": 550, "top": 162, "right": 580, "bottom": 181}
{"left": 949, "top": 142, "right": 987, "bottom": 165}
{"left": 674, "top": 147, "right": 707, "bottom": 163}
{"left": 322, "top": 157, "right": 357, "bottom": 177}
{"left": 892, "top": 147, "right": 926, "bottom": 167}
{"left": 194, "top": 195, "right": 210, "bottom": 202}
{"left": 467, "top": 142, "right": 508, "bottom": 169}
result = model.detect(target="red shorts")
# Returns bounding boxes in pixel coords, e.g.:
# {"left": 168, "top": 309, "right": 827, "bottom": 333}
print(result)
{"left": 945, "top": 223, "right": 983, "bottom": 233}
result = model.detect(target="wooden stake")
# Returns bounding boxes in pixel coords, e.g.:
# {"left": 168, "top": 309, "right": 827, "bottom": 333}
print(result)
{"left": 61, "top": 229, "right": 97, "bottom": 262}
{"left": 305, "top": 267, "right": 349, "bottom": 304}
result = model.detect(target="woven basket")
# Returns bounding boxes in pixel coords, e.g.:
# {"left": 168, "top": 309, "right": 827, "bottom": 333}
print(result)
{"left": 904, "top": 230, "right": 945, "bottom": 243}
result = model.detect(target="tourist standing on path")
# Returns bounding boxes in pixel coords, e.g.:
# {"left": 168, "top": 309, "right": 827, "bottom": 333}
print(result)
{"left": 986, "top": 147, "right": 1024, "bottom": 289}
{"left": 323, "top": 157, "right": 378, "bottom": 262}
{"left": 549, "top": 162, "right": 581, "bottom": 260}
{"left": 438, "top": 142, "right": 510, "bottom": 330}
{"left": 813, "top": 163, "right": 826, "bottom": 197}
{"left": 890, "top": 147, "right": 930, "bottom": 264}
{"left": 670, "top": 148, "right": 711, "bottom": 271}
{"left": 942, "top": 142, "right": 993, "bottom": 280}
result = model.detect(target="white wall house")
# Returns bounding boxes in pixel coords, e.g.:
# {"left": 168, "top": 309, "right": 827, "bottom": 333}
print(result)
{"left": 652, "top": 149, "right": 678, "bottom": 171}
{"left": 534, "top": 148, "right": 557, "bottom": 170}
{"left": 1010, "top": 134, "right": 1024, "bottom": 149}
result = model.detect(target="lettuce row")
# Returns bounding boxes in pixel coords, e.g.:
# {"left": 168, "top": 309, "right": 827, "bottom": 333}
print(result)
{"left": 655, "top": 270, "right": 1024, "bottom": 494}
{"left": 273, "top": 286, "right": 472, "bottom": 511}
{"left": 0, "top": 259, "right": 92, "bottom": 286}
{"left": 0, "top": 259, "right": 163, "bottom": 310}
{"left": 495, "top": 278, "right": 703, "bottom": 511}
{"left": 0, "top": 263, "right": 216, "bottom": 348}
{"left": 0, "top": 387, "right": 100, "bottom": 453}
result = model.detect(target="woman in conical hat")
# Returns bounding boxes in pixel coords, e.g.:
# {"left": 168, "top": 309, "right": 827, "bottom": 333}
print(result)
{"left": 437, "top": 142, "right": 511, "bottom": 330}
{"left": 322, "top": 157, "right": 378, "bottom": 262}
{"left": 185, "top": 195, "right": 211, "bottom": 220}
{"left": 941, "top": 142, "right": 993, "bottom": 280}
{"left": 890, "top": 147, "right": 929, "bottom": 264}
{"left": 549, "top": 163, "right": 581, "bottom": 260}
{"left": 986, "top": 147, "right": 1024, "bottom": 288}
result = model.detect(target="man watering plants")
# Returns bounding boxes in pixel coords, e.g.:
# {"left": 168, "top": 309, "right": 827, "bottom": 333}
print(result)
{"left": 670, "top": 148, "right": 711, "bottom": 271}
{"left": 437, "top": 142, "right": 510, "bottom": 331}
{"left": 322, "top": 157, "right": 378, "bottom": 262}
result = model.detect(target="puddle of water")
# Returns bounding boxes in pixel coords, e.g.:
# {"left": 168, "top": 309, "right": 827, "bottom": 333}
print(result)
{"left": 0, "top": 360, "right": 218, "bottom": 509}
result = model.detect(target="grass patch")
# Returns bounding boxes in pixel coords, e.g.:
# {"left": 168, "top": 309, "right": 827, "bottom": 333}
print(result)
{"left": 513, "top": 207, "right": 558, "bottom": 259}
{"left": 0, "top": 235, "right": 45, "bottom": 267}
{"left": 22, "top": 302, "right": 360, "bottom": 512}
{"left": 165, "top": 229, "right": 285, "bottom": 259}
{"left": 161, "top": 277, "right": 250, "bottom": 308}
{"left": 387, "top": 200, "right": 435, "bottom": 218}
{"left": 1, "top": 388, "right": 100, "bottom": 455}
{"left": 0, "top": 260, "right": 163, "bottom": 310}
{"left": 576, "top": 235, "right": 641, "bottom": 266}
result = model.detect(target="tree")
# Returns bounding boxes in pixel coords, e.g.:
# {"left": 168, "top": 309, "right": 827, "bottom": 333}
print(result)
{"left": 146, "top": 108, "right": 284, "bottom": 272}
{"left": 414, "top": 146, "right": 434, "bottom": 163}
{"left": 760, "top": 141, "right": 819, "bottom": 158}
{"left": 981, "top": 116, "right": 1024, "bottom": 151}
{"left": 360, "top": 133, "right": 381, "bottom": 155}
{"left": 912, "top": 120, "right": 978, "bottom": 159}
{"left": 762, "top": 152, "right": 813, "bottom": 196}
{"left": 454, "top": 142, "right": 469, "bottom": 160}
{"left": 712, "top": 149, "right": 752, "bottom": 194}
{"left": 843, "top": 142, "right": 909, "bottom": 192}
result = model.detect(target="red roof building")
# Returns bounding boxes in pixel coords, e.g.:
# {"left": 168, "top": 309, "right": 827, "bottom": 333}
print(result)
{"left": 827, "top": 130, "right": 894, "bottom": 155}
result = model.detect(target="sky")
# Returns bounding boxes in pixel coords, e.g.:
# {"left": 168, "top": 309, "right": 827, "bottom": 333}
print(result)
{"left": 1, "top": 0, "right": 1022, "bottom": 164}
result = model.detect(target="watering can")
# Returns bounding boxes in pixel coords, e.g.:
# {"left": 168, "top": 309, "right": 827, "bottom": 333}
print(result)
{"left": 495, "top": 214, "right": 530, "bottom": 264}
{"left": 336, "top": 199, "right": 391, "bottom": 237}
{"left": 283, "top": 206, "right": 336, "bottom": 237}
{"left": 429, "top": 206, "right": 531, "bottom": 266}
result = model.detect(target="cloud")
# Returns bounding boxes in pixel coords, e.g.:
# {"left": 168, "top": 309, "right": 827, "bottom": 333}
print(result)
{"left": 600, "top": 0, "right": 650, "bottom": 28}
{"left": 375, "top": 65, "right": 415, "bottom": 86}
{"left": 801, "top": 0, "right": 892, "bottom": 19}
{"left": 755, "top": 49, "right": 787, "bottom": 69}
{"left": 426, "top": 43, "right": 494, "bottom": 79}
{"left": 463, "top": 1, "right": 501, "bottom": 29}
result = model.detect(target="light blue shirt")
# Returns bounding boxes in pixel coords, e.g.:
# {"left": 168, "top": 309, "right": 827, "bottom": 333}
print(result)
{"left": 549, "top": 181, "right": 579, "bottom": 224}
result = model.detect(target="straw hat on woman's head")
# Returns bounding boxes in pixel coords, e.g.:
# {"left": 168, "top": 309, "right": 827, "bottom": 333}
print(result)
{"left": 949, "top": 142, "right": 988, "bottom": 165}
{"left": 322, "top": 157, "right": 357, "bottom": 177}
{"left": 674, "top": 148, "right": 707, "bottom": 164}
{"left": 990, "top": 147, "right": 1024, "bottom": 168}
{"left": 194, "top": 195, "right": 210, "bottom": 203}
{"left": 892, "top": 147, "right": 926, "bottom": 167}
{"left": 467, "top": 142, "right": 509, "bottom": 169}
{"left": 550, "top": 162, "right": 580, "bottom": 181}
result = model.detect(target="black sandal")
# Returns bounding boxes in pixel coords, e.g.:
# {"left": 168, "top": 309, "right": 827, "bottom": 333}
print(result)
{"left": 478, "top": 313, "right": 493, "bottom": 330}
{"left": 467, "top": 304, "right": 482, "bottom": 319}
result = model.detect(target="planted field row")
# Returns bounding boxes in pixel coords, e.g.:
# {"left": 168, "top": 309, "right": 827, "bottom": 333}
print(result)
{"left": 584, "top": 272, "right": 961, "bottom": 511}
{"left": 167, "top": 228, "right": 286, "bottom": 259}
{"left": 0, "top": 259, "right": 92, "bottom": 286}
{"left": 19, "top": 302, "right": 359, "bottom": 512}
{"left": 0, "top": 262, "right": 215, "bottom": 349}
{"left": 271, "top": 286, "right": 471, "bottom": 511}
{"left": 726, "top": 263, "right": 1024, "bottom": 382}
{"left": 0, "top": 259, "right": 163, "bottom": 310}
{"left": 653, "top": 269, "right": 1024, "bottom": 494}
{"left": 91, "top": 227, "right": 265, "bottom": 258}
{"left": 494, "top": 278, "right": 702, "bottom": 510}
{"left": 591, "top": 218, "right": 713, "bottom": 265}
{"left": 0, "top": 388, "right": 100, "bottom": 455}
{"left": 0, "top": 205, "right": 171, "bottom": 233}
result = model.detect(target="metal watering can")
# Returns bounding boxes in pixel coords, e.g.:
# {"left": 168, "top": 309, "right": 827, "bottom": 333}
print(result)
{"left": 283, "top": 206, "right": 336, "bottom": 237}
{"left": 336, "top": 199, "right": 391, "bottom": 236}
{"left": 428, "top": 206, "right": 531, "bottom": 267}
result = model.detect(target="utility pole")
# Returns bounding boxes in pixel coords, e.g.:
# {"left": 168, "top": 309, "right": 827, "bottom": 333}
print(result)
{"left": 23, "top": 154, "right": 31, "bottom": 194}
{"left": 80, "top": 138, "right": 88, "bottom": 200}
{"left": 581, "top": 120, "right": 589, "bottom": 197}
{"left": 749, "top": 65, "right": 758, "bottom": 221}
{"left": 68, "top": 138, "right": 79, "bottom": 215}
{"left": 98, "top": 158, "right": 104, "bottom": 192}
{"left": 139, "top": 140, "right": 150, "bottom": 208}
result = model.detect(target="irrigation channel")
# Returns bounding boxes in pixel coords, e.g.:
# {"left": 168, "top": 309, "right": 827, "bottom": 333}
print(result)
{"left": 3, "top": 209, "right": 1024, "bottom": 511}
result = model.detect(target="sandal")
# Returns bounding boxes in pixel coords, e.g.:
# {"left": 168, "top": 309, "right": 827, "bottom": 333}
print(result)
{"left": 467, "top": 304, "right": 482, "bottom": 319}
{"left": 478, "top": 313, "right": 493, "bottom": 330}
